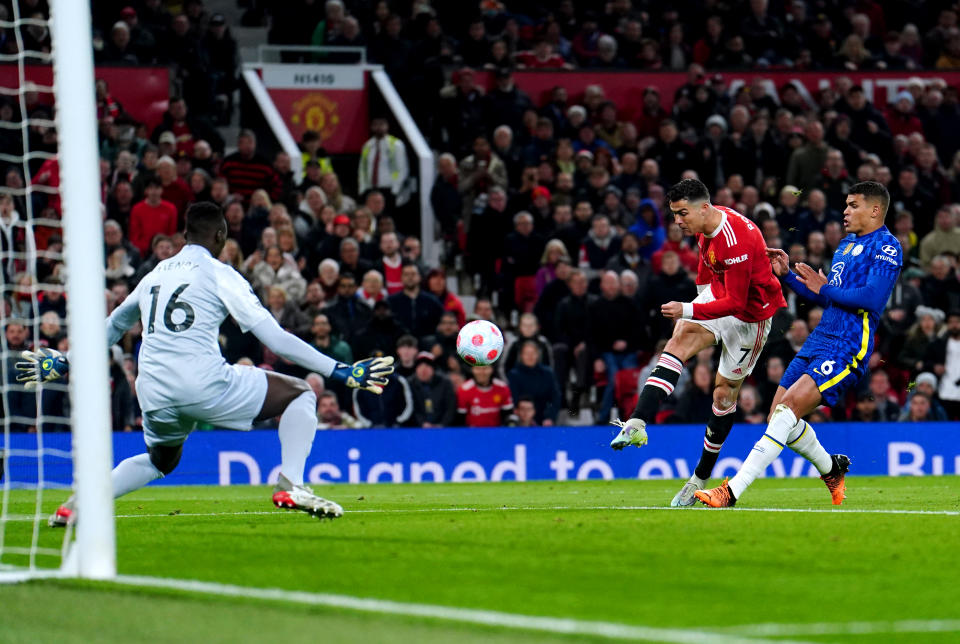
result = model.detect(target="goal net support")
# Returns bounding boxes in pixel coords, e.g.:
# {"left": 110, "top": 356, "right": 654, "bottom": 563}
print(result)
{"left": 0, "top": 0, "right": 114, "bottom": 582}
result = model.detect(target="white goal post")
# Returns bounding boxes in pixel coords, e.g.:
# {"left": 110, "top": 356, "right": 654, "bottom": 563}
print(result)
{"left": 49, "top": 0, "right": 115, "bottom": 580}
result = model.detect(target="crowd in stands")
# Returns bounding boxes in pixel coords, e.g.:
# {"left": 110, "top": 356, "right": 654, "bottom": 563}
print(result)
{"left": 1, "top": 0, "right": 960, "bottom": 431}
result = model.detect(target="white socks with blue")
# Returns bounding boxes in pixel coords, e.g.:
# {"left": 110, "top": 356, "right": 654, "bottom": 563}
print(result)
{"left": 111, "top": 453, "right": 163, "bottom": 498}
{"left": 278, "top": 390, "right": 318, "bottom": 486}
{"left": 786, "top": 419, "right": 833, "bottom": 475}
{"left": 728, "top": 404, "right": 796, "bottom": 499}
{"left": 729, "top": 404, "right": 834, "bottom": 500}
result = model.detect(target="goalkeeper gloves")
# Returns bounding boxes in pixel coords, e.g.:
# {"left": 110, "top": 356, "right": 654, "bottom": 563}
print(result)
{"left": 15, "top": 348, "right": 69, "bottom": 390}
{"left": 330, "top": 356, "right": 395, "bottom": 394}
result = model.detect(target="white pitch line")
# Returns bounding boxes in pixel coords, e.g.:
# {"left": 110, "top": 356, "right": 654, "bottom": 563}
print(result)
{"left": 109, "top": 574, "right": 811, "bottom": 644}
{"left": 1, "top": 504, "right": 957, "bottom": 523}
{"left": 721, "top": 619, "right": 960, "bottom": 637}
{"left": 117, "top": 504, "right": 954, "bottom": 518}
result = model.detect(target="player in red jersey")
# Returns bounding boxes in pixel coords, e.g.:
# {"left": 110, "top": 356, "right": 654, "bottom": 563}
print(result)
{"left": 610, "top": 178, "right": 787, "bottom": 506}
{"left": 456, "top": 364, "right": 514, "bottom": 427}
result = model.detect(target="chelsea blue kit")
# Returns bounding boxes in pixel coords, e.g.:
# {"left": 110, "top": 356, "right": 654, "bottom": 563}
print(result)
{"left": 781, "top": 226, "right": 903, "bottom": 406}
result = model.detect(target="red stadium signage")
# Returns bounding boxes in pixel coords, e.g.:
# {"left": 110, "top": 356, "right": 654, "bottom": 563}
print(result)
{"left": 259, "top": 65, "right": 369, "bottom": 153}
{"left": 0, "top": 65, "right": 170, "bottom": 129}
{"left": 473, "top": 69, "right": 960, "bottom": 121}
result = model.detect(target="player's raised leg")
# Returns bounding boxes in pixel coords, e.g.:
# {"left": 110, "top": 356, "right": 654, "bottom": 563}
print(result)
{"left": 671, "top": 373, "right": 742, "bottom": 506}
{"left": 696, "top": 373, "right": 843, "bottom": 507}
{"left": 259, "top": 372, "right": 342, "bottom": 519}
{"left": 610, "top": 321, "right": 715, "bottom": 450}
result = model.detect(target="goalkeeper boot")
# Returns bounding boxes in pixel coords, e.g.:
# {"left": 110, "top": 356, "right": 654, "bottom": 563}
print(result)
{"left": 609, "top": 418, "right": 648, "bottom": 450}
{"left": 820, "top": 454, "right": 851, "bottom": 506}
{"left": 670, "top": 477, "right": 705, "bottom": 507}
{"left": 694, "top": 478, "right": 737, "bottom": 508}
{"left": 48, "top": 497, "right": 76, "bottom": 528}
{"left": 272, "top": 474, "right": 343, "bottom": 520}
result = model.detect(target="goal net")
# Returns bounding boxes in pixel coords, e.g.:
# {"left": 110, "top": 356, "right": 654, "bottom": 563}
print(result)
{"left": 0, "top": 0, "right": 114, "bottom": 582}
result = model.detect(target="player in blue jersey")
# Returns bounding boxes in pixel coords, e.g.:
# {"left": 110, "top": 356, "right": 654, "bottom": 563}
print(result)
{"left": 696, "top": 182, "right": 902, "bottom": 507}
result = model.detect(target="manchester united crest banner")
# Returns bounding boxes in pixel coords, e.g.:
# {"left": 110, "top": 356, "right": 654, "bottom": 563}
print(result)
{"left": 261, "top": 65, "right": 369, "bottom": 153}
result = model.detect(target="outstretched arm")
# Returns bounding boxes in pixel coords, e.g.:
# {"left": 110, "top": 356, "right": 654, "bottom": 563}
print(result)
{"left": 663, "top": 258, "right": 751, "bottom": 320}
{"left": 250, "top": 317, "right": 394, "bottom": 394}
{"left": 782, "top": 270, "right": 829, "bottom": 307}
{"left": 768, "top": 247, "right": 830, "bottom": 307}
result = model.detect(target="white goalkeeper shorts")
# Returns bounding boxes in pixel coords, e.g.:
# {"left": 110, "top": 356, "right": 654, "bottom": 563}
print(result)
{"left": 141, "top": 364, "right": 269, "bottom": 448}
{"left": 681, "top": 287, "right": 772, "bottom": 382}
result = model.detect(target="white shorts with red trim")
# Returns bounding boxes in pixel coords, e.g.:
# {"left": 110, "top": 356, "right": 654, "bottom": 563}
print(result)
{"left": 681, "top": 288, "right": 772, "bottom": 381}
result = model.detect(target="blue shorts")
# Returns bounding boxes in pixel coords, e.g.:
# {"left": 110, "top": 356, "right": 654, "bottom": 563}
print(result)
{"left": 780, "top": 345, "right": 868, "bottom": 407}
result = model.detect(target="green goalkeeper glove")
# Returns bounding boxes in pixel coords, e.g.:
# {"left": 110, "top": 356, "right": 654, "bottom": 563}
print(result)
{"left": 330, "top": 356, "right": 395, "bottom": 394}
{"left": 15, "top": 348, "right": 69, "bottom": 390}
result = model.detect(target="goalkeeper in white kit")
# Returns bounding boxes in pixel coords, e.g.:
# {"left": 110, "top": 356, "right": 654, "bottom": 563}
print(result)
{"left": 18, "top": 202, "right": 394, "bottom": 524}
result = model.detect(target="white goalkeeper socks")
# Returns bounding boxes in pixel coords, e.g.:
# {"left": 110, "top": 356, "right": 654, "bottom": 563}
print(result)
{"left": 112, "top": 453, "right": 163, "bottom": 498}
{"left": 728, "top": 404, "right": 796, "bottom": 500}
{"left": 786, "top": 419, "right": 833, "bottom": 475}
{"left": 278, "top": 390, "right": 318, "bottom": 486}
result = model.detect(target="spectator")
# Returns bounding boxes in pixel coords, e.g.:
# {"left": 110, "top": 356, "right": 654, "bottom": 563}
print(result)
{"left": 513, "top": 396, "right": 538, "bottom": 426}
{"left": 150, "top": 96, "right": 223, "bottom": 156}
{"left": 409, "top": 352, "right": 457, "bottom": 427}
{"left": 507, "top": 340, "right": 562, "bottom": 425}
{"left": 849, "top": 391, "right": 882, "bottom": 422}
{"left": 128, "top": 177, "right": 177, "bottom": 257}
{"left": 866, "top": 371, "right": 902, "bottom": 420}
{"left": 317, "top": 391, "right": 361, "bottom": 429}
{"left": 323, "top": 273, "right": 373, "bottom": 343}
{"left": 647, "top": 251, "right": 697, "bottom": 341}
{"left": 387, "top": 263, "right": 445, "bottom": 337}
{"left": 651, "top": 222, "right": 697, "bottom": 274}
{"left": 786, "top": 122, "right": 829, "bottom": 192}
{"left": 358, "top": 117, "right": 409, "bottom": 206}
{"left": 901, "top": 305, "right": 945, "bottom": 371}
{"left": 103, "top": 219, "right": 140, "bottom": 269}
{"left": 353, "top": 373, "right": 413, "bottom": 428}
{"left": 376, "top": 232, "right": 404, "bottom": 295}
{"left": 919, "top": 206, "right": 960, "bottom": 268}
{"left": 262, "top": 285, "right": 310, "bottom": 341}
{"left": 359, "top": 269, "right": 387, "bottom": 308}
{"left": 628, "top": 200, "right": 666, "bottom": 260}
{"left": 502, "top": 313, "right": 554, "bottom": 375}
{"left": 219, "top": 130, "right": 281, "bottom": 204}
{"left": 552, "top": 269, "right": 593, "bottom": 412}
{"left": 920, "top": 255, "right": 960, "bottom": 312}
{"left": 504, "top": 211, "right": 545, "bottom": 312}
{"left": 318, "top": 172, "right": 356, "bottom": 214}
{"left": 338, "top": 237, "right": 374, "bottom": 281}
{"left": 394, "top": 335, "right": 420, "bottom": 380}
{"left": 673, "top": 362, "right": 714, "bottom": 424}
{"left": 579, "top": 214, "right": 621, "bottom": 279}
{"left": 425, "top": 268, "right": 466, "bottom": 327}
{"left": 485, "top": 67, "right": 533, "bottom": 136}
{"left": 133, "top": 234, "right": 175, "bottom": 287}
{"left": 251, "top": 246, "right": 306, "bottom": 303}
{"left": 589, "top": 271, "right": 642, "bottom": 422}
{"left": 459, "top": 136, "right": 509, "bottom": 218}
{"left": 904, "top": 372, "right": 949, "bottom": 421}
{"left": 837, "top": 85, "right": 891, "bottom": 156}
{"left": 431, "top": 153, "right": 462, "bottom": 238}
{"left": 309, "top": 313, "right": 353, "bottom": 365}
{"left": 155, "top": 156, "right": 192, "bottom": 224}
{"left": 737, "top": 384, "right": 767, "bottom": 424}
{"left": 923, "top": 309, "right": 960, "bottom": 419}
{"left": 455, "top": 364, "right": 513, "bottom": 427}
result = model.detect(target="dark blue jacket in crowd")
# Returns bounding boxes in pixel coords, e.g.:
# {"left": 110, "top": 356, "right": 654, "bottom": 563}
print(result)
{"left": 353, "top": 374, "right": 414, "bottom": 428}
{"left": 507, "top": 363, "right": 562, "bottom": 424}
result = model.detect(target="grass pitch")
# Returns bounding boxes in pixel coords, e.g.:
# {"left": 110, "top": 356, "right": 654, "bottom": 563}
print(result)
{"left": 2, "top": 477, "right": 960, "bottom": 643}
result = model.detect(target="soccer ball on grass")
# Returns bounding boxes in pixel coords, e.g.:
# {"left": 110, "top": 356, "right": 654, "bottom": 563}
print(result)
{"left": 456, "top": 320, "right": 504, "bottom": 366}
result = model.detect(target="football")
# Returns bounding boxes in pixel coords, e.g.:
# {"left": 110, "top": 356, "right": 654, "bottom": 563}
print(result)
{"left": 456, "top": 320, "right": 504, "bottom": 366}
